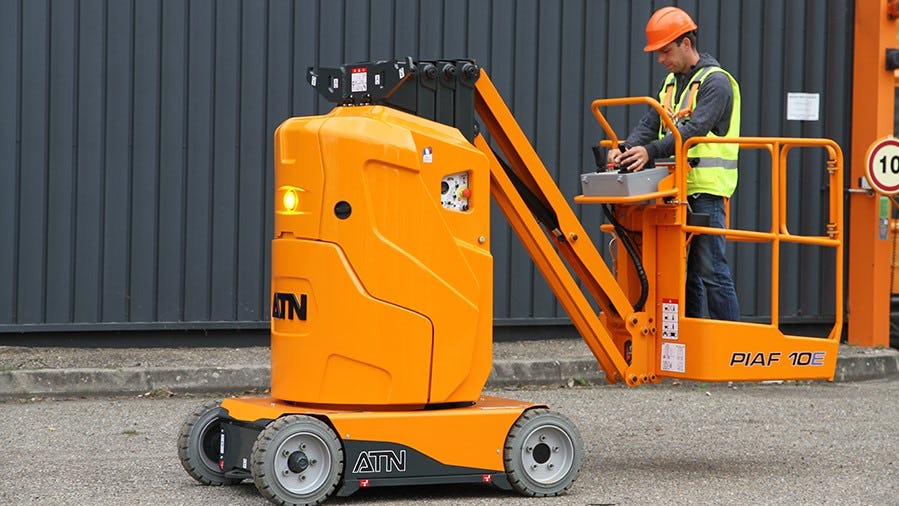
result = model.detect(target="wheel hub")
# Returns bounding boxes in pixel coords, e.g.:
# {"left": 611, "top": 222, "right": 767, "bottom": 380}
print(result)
{"left": 272, "top": 431, "right": 332, "bottom": 495}
{"left": 532, "top": 442, "right": 551, "bottom": 464}
{"left": 287, "top": 451, "right": 309, "bottom": 473}
{"left": 521, "top": 424, "right": 575, "bottom": 484}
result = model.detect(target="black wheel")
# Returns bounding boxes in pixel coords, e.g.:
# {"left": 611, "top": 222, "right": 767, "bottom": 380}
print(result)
{"left": 178, "top": 400, "right": 242, "bottom": 485}
{"left": 251, "top": 415, "right": 344, "bottom": 506}
{"left": 504, "top": 408, "right": 582, "bottom": 496}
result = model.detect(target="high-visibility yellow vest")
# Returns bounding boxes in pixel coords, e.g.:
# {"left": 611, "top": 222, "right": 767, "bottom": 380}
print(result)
{"left": 658, "top": 66, "right": 741, "bottom": 197}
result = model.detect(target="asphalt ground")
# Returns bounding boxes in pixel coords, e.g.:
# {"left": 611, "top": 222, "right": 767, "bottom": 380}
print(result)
{"left": 0, "top": 338, "right": 896, "bottom": 399}
{"left": 1, "top": 380, "right": 897, "bottom": 505}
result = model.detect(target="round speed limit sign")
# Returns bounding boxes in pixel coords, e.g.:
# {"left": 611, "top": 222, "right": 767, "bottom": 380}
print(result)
{"left": 865, "top": 136, "right": 899, "bottom": 195}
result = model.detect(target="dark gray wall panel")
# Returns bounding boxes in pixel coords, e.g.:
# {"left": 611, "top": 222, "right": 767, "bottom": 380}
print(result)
{"left": 158, "top": 0, "right": 188, "bottom": 323}
{"left": 0, "top": 0, "right": 855, "bottom": 333}
{"left": 46, "top": 0, "right": 77, "bottom": 325}
{"left": 183, "top": 0, "right": 215, "bottom": 322}
{"left": 102, "top": 0, "right": 133, "bottom": 324}
{"left": 210, "top": 0, "right": 241, "bottom": 322}
{"left": 0, "top": 0, "right": 18, "bottom": 325}
{"left": 73, "top": 0, "right": 105, "bottom": 324}
{"left": 18, "top": 0, "right": 50, "bottom": 325}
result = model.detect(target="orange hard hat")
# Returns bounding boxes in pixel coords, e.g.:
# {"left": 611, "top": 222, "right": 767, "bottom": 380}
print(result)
{"left": 643, "top": 6, "right": 698, "bottom": 52}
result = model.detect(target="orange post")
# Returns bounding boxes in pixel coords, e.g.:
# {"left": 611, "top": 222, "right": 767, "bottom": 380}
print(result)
{"left": 848, "top": 0, "right": 894, "bottom": 346}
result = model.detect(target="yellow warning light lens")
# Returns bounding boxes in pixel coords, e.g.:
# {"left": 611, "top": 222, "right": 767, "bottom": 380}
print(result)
{"left": 282, "top": 189, "right": 299, "bottom": 212}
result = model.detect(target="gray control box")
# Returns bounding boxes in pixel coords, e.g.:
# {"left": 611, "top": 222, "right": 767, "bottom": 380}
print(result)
{"left": 580, "top": 166, "right": 669, "bottom": 197}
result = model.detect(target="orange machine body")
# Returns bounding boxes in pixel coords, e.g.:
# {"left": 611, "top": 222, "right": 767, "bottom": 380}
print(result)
{"left": 270, "top": 105, "right": 494, "bottom": 407}
{"left": 220, "top": 102, "right": 537, "bottom": 495}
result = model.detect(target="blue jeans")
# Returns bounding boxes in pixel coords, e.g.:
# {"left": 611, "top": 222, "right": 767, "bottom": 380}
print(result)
{"left": 686, "top": 193, "right": 740, "bottom": 320}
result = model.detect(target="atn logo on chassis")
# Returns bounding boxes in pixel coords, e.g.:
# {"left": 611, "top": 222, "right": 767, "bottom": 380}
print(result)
{"left": 271, "top": 292, "right": 307, "bottom": 320}
{"left": 352, "top": 450, "right": 407, "bottom": 474}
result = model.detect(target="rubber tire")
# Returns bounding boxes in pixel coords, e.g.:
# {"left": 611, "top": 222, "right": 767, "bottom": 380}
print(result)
{"left": 177, "top": 400, "right": 242, "bottom": 485}
{"left": 251, "top": 415, "right": 344, "bottom": 506}
{"left": 504, "top": 408, "right": 582, "bottom": 496}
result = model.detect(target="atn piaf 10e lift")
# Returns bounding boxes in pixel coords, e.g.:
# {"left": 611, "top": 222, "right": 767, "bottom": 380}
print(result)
{"left": 178, "top": 58, "right": 844, "bottom": 505}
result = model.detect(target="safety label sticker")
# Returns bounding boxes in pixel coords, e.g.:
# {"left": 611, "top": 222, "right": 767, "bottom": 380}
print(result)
{"left": 661, "top": 297, "right": 679, "bottom": 340}
{"left": 661, "top": 342, "right": 685, "bottom": 373}
{"left": 351, "top": 67, "right": 368, "bottom": 92}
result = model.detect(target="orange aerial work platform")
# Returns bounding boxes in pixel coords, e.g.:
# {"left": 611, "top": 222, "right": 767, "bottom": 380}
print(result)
{"left": 177, "top": 58, "right": 844, "bottom": 505}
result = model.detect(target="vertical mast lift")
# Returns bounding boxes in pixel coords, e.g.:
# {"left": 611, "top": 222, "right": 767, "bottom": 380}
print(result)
{"left": 178, "top": 59, "right": 844, "bottom": 505}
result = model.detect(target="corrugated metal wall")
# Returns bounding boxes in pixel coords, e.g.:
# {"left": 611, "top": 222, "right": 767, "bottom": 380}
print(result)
{"left": 0, "top": 0, "right": 854, "bottom": 334}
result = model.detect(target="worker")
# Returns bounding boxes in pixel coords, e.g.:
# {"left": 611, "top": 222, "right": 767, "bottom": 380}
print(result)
{"left": 608, "top": 6, "right": 741, "bottom": 321}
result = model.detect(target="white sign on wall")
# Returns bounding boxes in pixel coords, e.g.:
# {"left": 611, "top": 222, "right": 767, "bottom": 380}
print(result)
{"left": 786, "top": 92, "right": 820, "bottom": 121}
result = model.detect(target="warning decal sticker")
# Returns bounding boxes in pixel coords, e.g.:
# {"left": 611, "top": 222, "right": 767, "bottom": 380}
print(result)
{"left": 351, "top": 67, "right": 368, "bottom": 93}
{"left": 661, "top": 298, "right": 679, "bottom": 340}
{"left": 661, "top": 342, "right": 686, "bottom": 373}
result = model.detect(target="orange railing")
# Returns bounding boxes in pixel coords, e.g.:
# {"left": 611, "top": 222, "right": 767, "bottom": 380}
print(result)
{"left": 580, "top": 96, "right": 844, "bottom": 337}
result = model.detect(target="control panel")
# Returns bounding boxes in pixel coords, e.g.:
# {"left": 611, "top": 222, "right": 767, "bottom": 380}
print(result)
{"left": 441, "top": 172, "right": 471, "bottom": 211}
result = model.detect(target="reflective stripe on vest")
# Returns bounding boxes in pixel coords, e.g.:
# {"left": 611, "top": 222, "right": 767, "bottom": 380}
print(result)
{"left": 691, "top": 157, "right": 739, "bottom": 169}
{"left": 657, "top": 66, "right": 741, "bottom": 197}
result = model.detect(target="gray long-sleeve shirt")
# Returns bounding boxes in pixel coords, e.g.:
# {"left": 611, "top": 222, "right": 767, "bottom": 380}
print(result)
{"left": 625, "top": 53, "right": 735, "bottom": 161}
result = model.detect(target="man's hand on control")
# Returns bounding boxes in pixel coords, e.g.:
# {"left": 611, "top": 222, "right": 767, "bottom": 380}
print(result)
{"left": 607, "top": 148, "right": 622, "bottom": 167}
{"left": 612, "top": 145, "right": 650, "bottom": 172}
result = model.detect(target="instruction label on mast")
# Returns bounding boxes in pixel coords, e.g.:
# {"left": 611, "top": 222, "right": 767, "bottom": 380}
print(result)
{"left": 661, "top": 298, "right": 679, "bottom": 340}
{"left": 661, "top": 342, "right": 686, "bottom": 373}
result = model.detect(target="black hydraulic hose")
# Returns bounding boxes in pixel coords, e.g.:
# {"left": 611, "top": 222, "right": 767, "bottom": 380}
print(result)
{"left": 602, "top": 204, "right": 649, "bottom": 312}
{"left": 491, "top": 148, "right": 563, "bottom": 238}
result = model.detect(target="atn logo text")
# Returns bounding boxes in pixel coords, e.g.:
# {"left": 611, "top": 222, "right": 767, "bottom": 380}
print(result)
{"left": 352, "top": 450, "right": 406, "bottom": 474}
{"left": 271, "top": 292, "right": 307, "bottom": 320}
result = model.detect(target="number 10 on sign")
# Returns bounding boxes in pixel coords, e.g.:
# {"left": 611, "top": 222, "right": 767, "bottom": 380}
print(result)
{"left": 865, "top": 137, "right": 899, "bottom": 195}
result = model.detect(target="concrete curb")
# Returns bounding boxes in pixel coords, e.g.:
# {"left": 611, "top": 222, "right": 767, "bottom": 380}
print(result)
{"left": 1, "top": 347, "right": 896, "bottom": 400}
{"left": 0, "top": 366, "right": 271, "bottom": 399}
{"left": 833, "top": 347, "right": 899, "bottom": 382}
{"left": 488, "top": 358, "right": 606, "bottom": 387}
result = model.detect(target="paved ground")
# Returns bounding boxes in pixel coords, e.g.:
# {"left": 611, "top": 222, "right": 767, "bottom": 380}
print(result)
{"left": 0, "top": 338, "right": 896, "bottom": 399}
{"left": 1, "top": 379, "right": 897, "bottom": 505}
